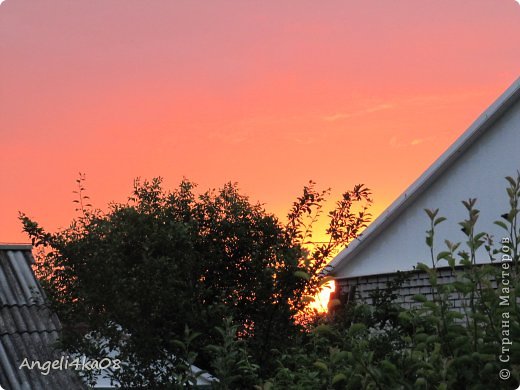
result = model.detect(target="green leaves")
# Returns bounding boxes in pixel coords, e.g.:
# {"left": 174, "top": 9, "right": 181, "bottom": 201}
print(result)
{"left": 261, "top": 173, "right": 520, "bottom": 389}
{"left": 293, "top": 270, "right": 311, "bottom": 281}
{"left": 206, "top": 317, "right": 260, "bottom": 389}
{"left": 416, "top": 262, "right": 430, "bottom": 273}
{"left": 313, "top": 324, "right": 334, "bottom": 336}
{"left": 22, "top": 178, "right": 314, "bottom": 387}
{"left": 330, "top": 350, "right": 349, "bottom": 364}
{"left": 21, "top": 175, "right": 377, "bottom": 387}
{"left": 331, "top": 373, "right": 347, "bottom": 385}
{"left": 494, "top": 220, "right": 508, "bottom": 231}
{"left": 21, "top": 171, "right": 520, "bottom": 388}
{"left": 426, "top": 234, "right": 434, "bottom": 248}
{"left": 312, "top": 360, "right": 328, "bottom": 372}
{"left": 413, "top": 294, "right": 428, "bottom": 303}
{"left": 436, "top": 251, "right": 451, "bottom": 262}
{"left": 425, "top": 208, "right": 439, "bottom": 221}
{"left": 347, "top": 323, "right": 367, "bottom": 337}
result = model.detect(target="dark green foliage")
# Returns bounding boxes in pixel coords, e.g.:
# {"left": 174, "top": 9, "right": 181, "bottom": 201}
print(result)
{"left": 258, "top": 174, "right": 520, "bottom": 390}
{"left": 21, "top": 178, "right": 299, "bottom": 387}
{"left": 22, "top": 173, "right": 520, "bottom": 389}
{"left": 20, "top": 176, "right": 372, "bottom": 388}
{"left": 206, "top": 318, "right": 259, "bottom": 389}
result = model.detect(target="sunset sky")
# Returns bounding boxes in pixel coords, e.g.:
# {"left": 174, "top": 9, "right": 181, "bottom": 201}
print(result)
{"left": 1, "top": 1, "right": 519, "bottom": 244}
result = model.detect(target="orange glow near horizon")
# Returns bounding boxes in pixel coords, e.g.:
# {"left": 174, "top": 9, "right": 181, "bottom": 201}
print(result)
{"left": 309, "top": 280, "right": 336, "bottom": 313}
{"left": 1, "top": 1, "right": 519, "bottom": 248}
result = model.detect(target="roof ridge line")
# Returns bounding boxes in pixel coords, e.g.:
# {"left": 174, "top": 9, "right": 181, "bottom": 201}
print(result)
{"left": 0, "top": 329, "right": 62, "bottom": 337}
{"left": 326, "top": 76, "right": 520, "bottom": 276}
{"left": 0, "top": 303, "right": 51, "bottom": 309}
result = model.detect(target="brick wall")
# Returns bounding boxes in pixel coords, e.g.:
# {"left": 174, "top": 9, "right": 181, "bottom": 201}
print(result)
{"left": 335, "top": 265, "right": 500, "bottom": 313}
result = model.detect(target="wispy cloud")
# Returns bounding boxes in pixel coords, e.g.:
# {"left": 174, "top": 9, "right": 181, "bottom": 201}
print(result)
{"left": 390, "top": 136, "right": 434, "bottom": 148}
{"left": 322, "top": 103, "right": 393, "bottom": 122}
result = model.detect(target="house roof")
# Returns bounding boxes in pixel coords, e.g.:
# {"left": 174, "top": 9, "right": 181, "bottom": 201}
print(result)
{"left": 0, "top": 245, "right": 216, "bottom": 389}
{"left": 0, "top": 245, "right": 86, "bottom": 390}
{"left": 326, "top": 77, "right": 520, "bottom": 277}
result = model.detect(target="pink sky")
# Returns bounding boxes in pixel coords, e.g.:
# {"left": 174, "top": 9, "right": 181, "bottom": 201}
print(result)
{"left": 1, "top": 0, "right": 519, "bottom": 244}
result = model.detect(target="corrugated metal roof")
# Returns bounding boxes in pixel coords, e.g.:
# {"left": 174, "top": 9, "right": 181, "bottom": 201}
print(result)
{"left": 0, "top": 246, "right": 86, "bottom": 390}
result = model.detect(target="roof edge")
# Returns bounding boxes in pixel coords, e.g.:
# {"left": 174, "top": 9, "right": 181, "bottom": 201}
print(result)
{"left": 326, "top": 77, "right": 520, "bottom": 276}
{"left": 0, "top": 244, "right": 33, "bottom": 251}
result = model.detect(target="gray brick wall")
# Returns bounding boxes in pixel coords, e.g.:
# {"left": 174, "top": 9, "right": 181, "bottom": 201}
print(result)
{"left": 335, "top": 265, "right": 501, "bottom": 312}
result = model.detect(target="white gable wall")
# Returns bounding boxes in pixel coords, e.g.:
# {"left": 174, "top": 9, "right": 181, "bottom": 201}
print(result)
{"left": 333, "top": 93, "right": 520, "bottom": 279}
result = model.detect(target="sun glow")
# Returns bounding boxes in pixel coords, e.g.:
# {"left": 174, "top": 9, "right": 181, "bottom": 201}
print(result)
{"left": 309, "top": 280, "right": 336, "bottom": 313}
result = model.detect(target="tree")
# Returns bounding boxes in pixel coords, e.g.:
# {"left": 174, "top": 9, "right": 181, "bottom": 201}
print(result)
{"left": 20, "top": 176, "right": 372, "bottom": 387}
{"left": 260, "top": 174, "right": 520, "bottom": 390}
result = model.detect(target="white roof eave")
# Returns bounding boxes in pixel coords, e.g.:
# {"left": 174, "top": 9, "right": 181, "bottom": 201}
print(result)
{"left": 326, "top": 77, "right": 520, "bottom": 277}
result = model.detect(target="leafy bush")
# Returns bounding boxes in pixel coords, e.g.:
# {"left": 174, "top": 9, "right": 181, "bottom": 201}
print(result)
{"left": 261, "top": 174, "right": 520, "bottom": 390}
{"left": 21, "top": 173, "right": 520, "bottom": 388}
{"left": 20, "top": 176, "right": 371, "bottom": 388}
